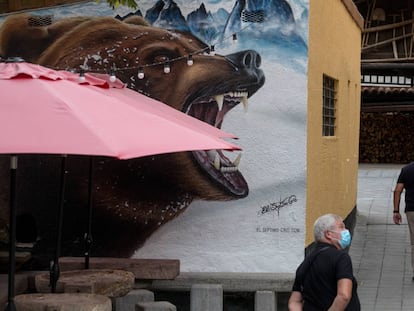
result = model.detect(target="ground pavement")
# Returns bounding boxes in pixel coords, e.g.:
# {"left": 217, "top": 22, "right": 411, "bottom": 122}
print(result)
{"left": 350, "top": 164, "right": 414, "bottom": 311}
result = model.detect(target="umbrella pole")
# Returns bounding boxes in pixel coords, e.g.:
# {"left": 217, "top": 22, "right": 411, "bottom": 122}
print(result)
{"left": 50, "top": 155, "right": 67, "bottom": 293}
{"left": 5, "top": 155, "right": 17, "bottom": 311}
{"left": 84, "top": 157, "right": 94, "bottom": 269}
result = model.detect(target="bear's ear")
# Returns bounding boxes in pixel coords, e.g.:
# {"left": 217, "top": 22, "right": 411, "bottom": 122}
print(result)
{"left": 0, "top": 14, "right": 92, "bottom": 63}
{"left": 123, "top": 15, "right": 150, "bottom": 26}
{"left": 0, "top": 14, "right": 49, "bottom": 62}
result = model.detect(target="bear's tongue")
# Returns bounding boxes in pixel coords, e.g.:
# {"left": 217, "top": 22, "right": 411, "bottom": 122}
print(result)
{"left": 186, "top": 93, "right": 249, "bottom": 197}
{"left": 187, "top": 92, "right": 248, "bottom": 127}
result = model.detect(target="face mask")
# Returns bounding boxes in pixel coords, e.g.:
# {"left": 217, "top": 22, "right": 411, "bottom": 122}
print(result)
{"left": 337, "top": 229, "right": 351, "bottom": 249}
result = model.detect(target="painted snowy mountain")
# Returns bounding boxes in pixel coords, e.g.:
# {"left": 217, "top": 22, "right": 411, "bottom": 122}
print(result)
{"left": 144, "top": 0, "right": 307, "bottom": 54}
{"left": 222, "top": 0, "right": 307, "bottom": 51}
{"left": 145, "top": 0, "right": 190, "bottom": 31}
{"left": 187, "top": 3, "right": 229, "bottom": 43}
{"left": 140, "top": 0, "right": 307, "bottom": 72}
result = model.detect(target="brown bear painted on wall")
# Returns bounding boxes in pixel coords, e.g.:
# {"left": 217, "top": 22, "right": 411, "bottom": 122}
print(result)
{"left": 0, "top": 14, "right": 265, "bottom": 263}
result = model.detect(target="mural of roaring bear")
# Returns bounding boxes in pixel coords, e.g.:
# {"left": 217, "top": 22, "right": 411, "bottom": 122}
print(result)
{"left": 0, "top": 14, "right": 265, "bottom": 263}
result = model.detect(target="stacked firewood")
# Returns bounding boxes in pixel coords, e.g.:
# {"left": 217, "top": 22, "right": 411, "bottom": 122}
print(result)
{"left": 359, "top": 112, "right": 414, "bottom": 163}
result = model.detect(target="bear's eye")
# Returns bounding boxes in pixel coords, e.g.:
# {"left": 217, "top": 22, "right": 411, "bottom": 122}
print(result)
{"left": 154, "top": 55, "right": 169, "bottom": 63}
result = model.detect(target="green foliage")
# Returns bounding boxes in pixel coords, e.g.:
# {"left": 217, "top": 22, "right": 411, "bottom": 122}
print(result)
{"left": 98, "top": 0, "right": 138, "bottom": 9}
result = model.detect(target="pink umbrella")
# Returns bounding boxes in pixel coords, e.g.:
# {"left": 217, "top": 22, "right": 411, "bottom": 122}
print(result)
{"left": 0, "top": 60, "right": 240, "bottom": 309}
{"left": 0, "top": 61, "right": 239, "bottom": 157}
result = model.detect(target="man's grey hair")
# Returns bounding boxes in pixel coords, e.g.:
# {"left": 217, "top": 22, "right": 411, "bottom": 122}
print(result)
{"left": 313, "top": 213, "right": 343, "bottom": 242}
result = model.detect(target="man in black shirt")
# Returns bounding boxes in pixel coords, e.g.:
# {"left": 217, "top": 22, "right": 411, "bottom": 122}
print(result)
{"left": 288, "top": 213, "right": 360, "bottom": 311}
{"left": 393, "top": 162, "right": 414, "bottom": 280}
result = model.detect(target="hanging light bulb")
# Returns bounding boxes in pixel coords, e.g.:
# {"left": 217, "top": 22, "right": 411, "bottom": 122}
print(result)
{"left": 79, "top": 70, "right": 86, "bottom": 83}
{"left": 232, "top": 33, "right": 238, "bottom": 43}
{"left": 187, "top": 54, "right": 193, "bottom": 66}
{"left": 164, "top": 62, "right": 170, "bottom": 74}
{"left": 109, "top": 69, "right": 116, "bottom": 82}
{"left": 138, "top": 67, "right": 145, "bottom": 79}
{"left": 210, "top": 45, "right": 215, "bottom": 56}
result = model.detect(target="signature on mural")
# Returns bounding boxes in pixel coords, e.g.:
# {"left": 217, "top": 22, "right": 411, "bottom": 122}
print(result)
{"left": 256, "top": 226, "right": 300, "bottom": 233}
{"left": 257, "top": 194, "right": 297, "bottom": 216}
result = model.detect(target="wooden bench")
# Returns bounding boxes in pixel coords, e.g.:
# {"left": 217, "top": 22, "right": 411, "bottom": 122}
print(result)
{"left": 59, "top": 257, "right": 180, "bottom": 280}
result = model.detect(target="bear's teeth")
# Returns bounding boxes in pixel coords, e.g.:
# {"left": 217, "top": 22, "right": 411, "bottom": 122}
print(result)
{"left": 242, "top": 95, "right": 248, "bottom": 112}
{"left": 215, "top": 94, "right": 224, "bottom": 111}
{"left": 220, "top": 166, "right": 238, "bottom": 173}
{"left": 207, "top": 149, "right": 242, "bottom": 172}
{"left": 233, "top": 153, "right": 241, "bottom": 167}
{"left": 214, "top": 152, "right": 221, "bottom": 170}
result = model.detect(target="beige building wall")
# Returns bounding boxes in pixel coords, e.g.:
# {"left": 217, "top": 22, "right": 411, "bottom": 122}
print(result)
{"left": 306, "top": 0, "right": 363, "bottom": 245}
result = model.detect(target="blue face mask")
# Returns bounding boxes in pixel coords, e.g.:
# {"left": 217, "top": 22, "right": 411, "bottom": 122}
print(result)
{"left": 337, "top": 229, "right": 351, "bottom": 249}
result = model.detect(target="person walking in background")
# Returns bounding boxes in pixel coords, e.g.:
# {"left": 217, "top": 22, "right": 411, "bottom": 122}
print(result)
{"left": 393, "top": 162, "right": 414, "bottom": 280}
{"left": 288, "top": 213, "right": 360, "bottom": 311}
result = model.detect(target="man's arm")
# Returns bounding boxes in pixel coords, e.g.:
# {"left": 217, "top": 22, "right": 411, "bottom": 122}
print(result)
{"left": 393, "top": 183, "right": 404, "bottom": 224}
{"left": 288, "top": 291, "right": 303, "bottom": 311}
{"left": 327, "top": 278, "right": 352, "bottom": 311}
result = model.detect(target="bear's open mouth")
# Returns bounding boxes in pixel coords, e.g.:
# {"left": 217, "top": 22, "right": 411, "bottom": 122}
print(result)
{"left": 186, "top": 92, "right": 249, "bottom": 197}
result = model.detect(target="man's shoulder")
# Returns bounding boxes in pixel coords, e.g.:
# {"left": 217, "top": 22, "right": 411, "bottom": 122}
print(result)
{"left": 319, "top": 246, "right": 347, "bottom": 260}
{"left": 403, "top": 162, "right": 414, "bottom": 170}
{"left": 400, "top": 162, "right": 414, "bottom": 175}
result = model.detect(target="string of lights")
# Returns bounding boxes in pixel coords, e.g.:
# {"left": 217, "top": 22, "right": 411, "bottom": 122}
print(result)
{"left": 68, "top": 27, "right": 244, "bottom": 82}
{"left": 66, "top": 18, "right": 257, "bottom": 79}
{"left": 0, "top": 15, "right": 256, "bottom": 82}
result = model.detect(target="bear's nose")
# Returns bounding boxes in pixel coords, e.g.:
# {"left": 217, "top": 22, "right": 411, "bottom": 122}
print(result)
{"left": 241, "top": 50, "right": 261, "bottom": 69}
{"left": 225, "top": 50, "right": 262, "bottom": 71}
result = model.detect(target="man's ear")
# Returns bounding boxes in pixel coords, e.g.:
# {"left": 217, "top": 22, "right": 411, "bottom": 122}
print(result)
{"left": 324, "top": 230, "right": 332, "bottom": 241}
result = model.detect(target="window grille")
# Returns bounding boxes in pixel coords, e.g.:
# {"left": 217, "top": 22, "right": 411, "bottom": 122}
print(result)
{"left": 241, "top": 10, "right": 265, "bottom": 23}
{"left": 28, "top": 15, "right": 53, "bottom": 27}
{"left": 323, "top": 75, "right": 337, "bottom": 136}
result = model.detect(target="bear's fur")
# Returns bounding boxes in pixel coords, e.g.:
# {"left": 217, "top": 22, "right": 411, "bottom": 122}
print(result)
{"left": 0, "top": 14, "right": 265, "bottom": 261}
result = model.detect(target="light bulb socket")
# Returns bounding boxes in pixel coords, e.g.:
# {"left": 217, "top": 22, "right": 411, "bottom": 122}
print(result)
{"left": 109, "top": 69, "right": 116, "bottom": 82}
{"left": 187, "top": 54, "right": 193, "bottom": 66}
{"left": 164, "top": 62, "right": 171, "bottom": 74}
{"left": 138, "top": 67, "right": 144, "bottom": 79}
{"left": 79, "top": 70, "right": 86, "bottom": 83}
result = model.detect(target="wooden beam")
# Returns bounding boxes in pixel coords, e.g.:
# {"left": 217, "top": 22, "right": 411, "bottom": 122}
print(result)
{"left": 341, "top": 0, "right": 364, "bottom": 30}
{"left": 362, "top": 32, "right": 414, "bottom": 50}
{"left": 363, "top": 19, "right": 413, "bottom": 33}
{"left": 361, "top": 57, "right": 414, "bottom": 62}
{"left": 361, "top": 105, "right": 414, "bottom": 112}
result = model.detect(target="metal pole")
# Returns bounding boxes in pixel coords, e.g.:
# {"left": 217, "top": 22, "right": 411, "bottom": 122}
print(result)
{"left": 84, "top": 157, "right": 94, "bottom": 269}
{"left": 5, "top": 155, "right": 18, "bottom": 311}
{"left": 50, "top": 155, "right": 67, "bottom": 293}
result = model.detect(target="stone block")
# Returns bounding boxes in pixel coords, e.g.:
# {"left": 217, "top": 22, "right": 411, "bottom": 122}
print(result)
{"left": 254, "top": 290, "right": 276, "bottom": 311}
{"left": 135, "top": 301, "right": 176, "bottom": 311}
{"left": 114, "top": 289, "right": 154, "bottom": 311}
{"left": 190, "top": 284, "right": 223, "bottom": 311}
